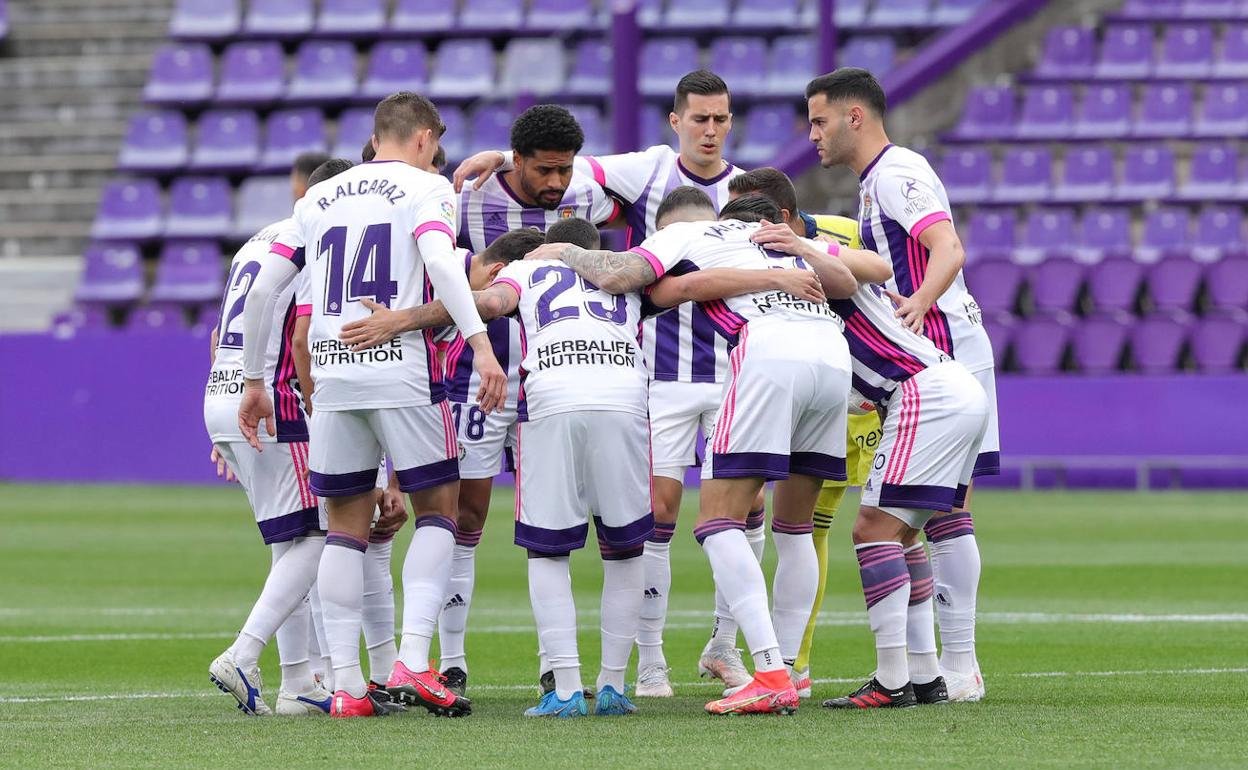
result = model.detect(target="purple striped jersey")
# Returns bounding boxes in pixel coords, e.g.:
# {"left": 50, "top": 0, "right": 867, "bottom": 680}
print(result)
{"left": 270, "top": 160, "right": 459, "bottom": 410}
{"left": 442, "top": 250, "right": 523, "bottom": 410}
{"left": 579, "top": 145, "right": 744, "bottom": 383}
{"left": 456, "top": 168, "right": 619, "bottom": 254}
{"left": 205, "top": 218, "right": 306, "bottom": 444}
{"left": 858, "top": 144, "right": 994, "bottom": 373}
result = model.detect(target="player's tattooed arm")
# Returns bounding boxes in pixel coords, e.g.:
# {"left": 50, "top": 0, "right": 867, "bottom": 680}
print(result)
{"left": 648, "top": 268, "right": 826, "bottom": 308}
{"left": 524, "top": 242, "right": 657, "bottom": 294}
{"left": 339, "top": 287, "right": 518, "bottom": 352}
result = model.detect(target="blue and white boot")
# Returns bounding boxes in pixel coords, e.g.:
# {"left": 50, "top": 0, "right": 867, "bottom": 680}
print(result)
{"left": 209, "top": 650, "right": 272, "bottom": 716}
{"left": 595, "top": 685, "right": 638, "bottom": 716}
{"left": 524, "top": 689, "right": 589, "bottom": 718}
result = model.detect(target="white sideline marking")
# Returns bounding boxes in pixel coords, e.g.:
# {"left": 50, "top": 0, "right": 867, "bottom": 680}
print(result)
{"left": 0, "top": 632, "right": 234, "bottom": 643}
{"left": 2, "top": 668, "right": 1245, "bottom": 704}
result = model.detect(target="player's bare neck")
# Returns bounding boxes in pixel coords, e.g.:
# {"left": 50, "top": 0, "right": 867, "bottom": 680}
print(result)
{"left": 850, "top": 131, "right": 892, "bottom": 178}
{"left": 499, "top": 169, "right": 538, "bottom": 206}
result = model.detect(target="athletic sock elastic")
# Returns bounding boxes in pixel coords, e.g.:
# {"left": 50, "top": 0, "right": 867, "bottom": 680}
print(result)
{"left": 745, "top": 505, "right": 766, "bottom": 562}
{"left": 397, "top": 516, "right": 456, "bottom": 673}
{"left": 318, "top": 531, "right": 368, "bottom": 698}
{"left": 696, "top": 520, "right": 783, "bottom": 674}
{"left": 437, "top": 530, "right": 480, "bottom": 673}
{"left": 528, "top": 555, "right": 581, "bottom": 700}
{"left": 924, "top": 512, "right": 980, "bottom": 674}
{"left": 855, "top": 541, "right": 911, "bottom": 690}
{"left": 598, "top": 554, "right": 644, "bottom": 693}
{"left": 638, "top": 523, "right": 674, "bottom": 669}
{"left": 361, "top": 535, "right": 397, "bottom": 682}
{"left": 904, "top": 542, "right": 939, "bottom": 685}
{"left": 770, "top": 521, "right": 818, "bottom": 663}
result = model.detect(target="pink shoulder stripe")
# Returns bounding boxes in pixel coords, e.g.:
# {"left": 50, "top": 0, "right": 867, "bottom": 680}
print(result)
{"left": 585, "top": 156, "right": 607, "bottom": 187}
{"left": 295, "top": 304, "right": 312, "bottom": 317}
{"left": 629, "top": 246, "right": 666, "bottom": 279}
{"left": 491, "top": 277, "right": 522, "bottom": 297}
{"left": 413, "top": 220, "right": 455, "bottom": 241}
{"left": 271, "top": 243, "right": 296, "bottom": 259}
{"left": 910, "top": 211, "right": 951, "bottom": 240}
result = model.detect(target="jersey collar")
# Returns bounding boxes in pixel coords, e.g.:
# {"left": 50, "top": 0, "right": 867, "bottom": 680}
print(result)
{"left": 859, "top": 143, "right": 895, "bottom": 181}
{"left": 677, "top": 157, "right": 735, "bottom": 186}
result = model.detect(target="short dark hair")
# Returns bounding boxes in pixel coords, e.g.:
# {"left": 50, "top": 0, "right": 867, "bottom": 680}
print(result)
{"left": 510, "top": 104, "right": 584, "bottom": 157}
{"left": 805, "top": 67, "right": 888, "bottom": 117}
{"left": 293, "top": 151, "right": 332, "bottom": 182}
{"left": 656, "top": 185, "right": 715, "bottom": 225}
{"left": 545, "top": 217, "right": 600, "bottom": 250}
{"left": 719, "top": 192, "right": 781, "bottom": 224}
{"left": 674, "top": 69, "right": 730, "bottom": 114}
{"left": 361, "top": 138, "right": 375, "bottom": 163}
{"left": 729, "top": 168, "right": 799, "bottom": 218}
{"left": 306, "top": 158, "right": 354, "bottom": 188}
{"left": 432, "top": 146, "right": 447, "bottom": 171}
{"left": 479, "top": 228, "right": 545, "bottom": 265}
{"left": 373, "top": 91, "right": 445, "bottom": 143}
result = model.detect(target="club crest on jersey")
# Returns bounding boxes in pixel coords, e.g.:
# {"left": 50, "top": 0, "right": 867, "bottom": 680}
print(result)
{"left": 862, "top": 192, "right": 873, "bottom": 215}
{"left": 457, "top": 442, "right": 467, "bottom": 461}
{"left": 559, "top": 207, "right": 575, "bottom": 219}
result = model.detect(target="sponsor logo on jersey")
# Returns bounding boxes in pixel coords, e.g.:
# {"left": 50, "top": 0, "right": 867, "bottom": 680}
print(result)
{"left": 440, "top": 199, "right": 455, "bottom": 224}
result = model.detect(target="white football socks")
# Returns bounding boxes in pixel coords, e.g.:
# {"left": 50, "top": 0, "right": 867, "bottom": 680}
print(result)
{"left": 231, "top": 534, "right": 324, "bottom": 670}
{"left": 436, "top": 542, "right": 476, "bottom": 673}
{"left": 528, "top": 555, "right": 581, "bottom": 700}
{"left": 637, "top": 540, "right": 671, "bottom": 669}
{"left": 318, "top": 534, "right": 367, "bottom": 698}
{"left": 361, "top": 537, "right": 396, "bottom": 683}
{"left": 929, "top": 532, "right": 981, "bottom": 674}
{"left": 700, "top": 526, "right": 783, "bottom": 673}
{"left": 397, "top": 522, "right": 455, "bottom": 674}
{"left": 904, "top": 543, "right": 939, "bottom": 685}
{"left": 598, "top": 556, "right": 643, "bottom": 693}
{"left": 770, "top": 530, "right": 818, "bottom": 663}
{"left": 307, "top": 582, "right": 332, "bottom": 690}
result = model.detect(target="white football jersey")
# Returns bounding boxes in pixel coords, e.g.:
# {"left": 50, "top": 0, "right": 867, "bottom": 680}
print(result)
{"left": 271, "top": 160, "right": 459, "bottom": 411}
{"left": 205, "top": 219, "right": 305, "bottom": 444}
{"left": 457, "top": 168, "right": 619, "bottom": 254}
{"left": 493, "top": 259, "right": 647, "bottom": 421}
{"left": 858, "top": 144, "right": 993, "bottom": 372}
{"left": 580, "top": 145, "right": 744, "bottom": 383}
{"left": 443, "top": 251, "right": 523, "bottom": 407}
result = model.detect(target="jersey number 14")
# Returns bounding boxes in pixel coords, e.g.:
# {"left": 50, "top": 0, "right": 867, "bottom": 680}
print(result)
{"left": 319, "top": 223, "right": 398, "bottom": 315}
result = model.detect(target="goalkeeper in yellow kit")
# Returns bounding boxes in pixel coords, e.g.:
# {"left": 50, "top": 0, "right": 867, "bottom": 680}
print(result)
{"left": 726, "top": 168, "right": 881, "bottom": 696}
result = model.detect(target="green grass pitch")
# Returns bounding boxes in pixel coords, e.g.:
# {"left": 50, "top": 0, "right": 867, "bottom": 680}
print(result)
{"left": 1, "top": 484, "right": 1245, "bottom": 768}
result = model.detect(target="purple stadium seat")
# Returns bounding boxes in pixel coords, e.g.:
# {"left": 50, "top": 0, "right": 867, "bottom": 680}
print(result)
{"left": 170, "top": 0, "right": 240, "bottom": 40}
{"left": 1012, "top": 316, "right": 1070, "bottom": 374}
{"left": 1016, "top": 85, "right": 1075, "bottom": 139}
{"left": 636, "top": 0, "right": 663, "bottom": 27}
{"left": 1087, "top": 257, "right": 1145, "bottom": 314}
{"left": 1053, "top": 146, "right": 1115, "bottom": 203}
{"left": 1156, "top": 24, "right": 1214, "bottom": 77}
{"left": 932, "top": 0, "right": 986, "bottom": 26}
{"left": 868, "top": 0, "right": 931, "bottom": 27}
{"left": 528, "top": 0, "right": 596, "bottom": 30}
{"left": 1189, "top": 316, "right": 1246, "bottom": 373}
{"left": 1017, "top": 207, "right": 1076, "bottom": 263}
{"left": 1115, "top": 145, "right": 1175, "bottom": 201}
{"left": 567, "top": 38, "right": 611, "bottom": 98}
{"left": 243, "top": 0, "right": 313, "bottom": 38}
{"left": 468, "top": 103, "right": 513, "bottom": 157}
{"left": 993, "top": 147, "right": 1052, "bottom": 203}
{"left": 1195, "top": 84, "right": 1248, "bottom": 137}
{"left": 127, "top": 304, "right": 188, "bottom": 335}
{"left": 460, "top": 0, "right": 525, "bottom": 30}
{"left": 1096, "top": 24, "right": 1155, "bottom": 78}
{"left": 952, "top": 85, "right": 1016, "bottom": 140}
{"left": 1214, "top": 23, "right": 1248, "bottom": 77}
{"left": 983, "top": 314, "right": 1014, "bottom": 365}
{"left": 259, "top": 109, "right": 327, "bottom": 173}
{"left": 1030, "top": 258, "right": 1086, "bottom": 314}
{"left": 1183, "top": 0, "right": 1240, "bottom": 17}
{"left": 1071, "top": 315, "right": 1129, "bottom": 374}
{"left": 840, "top": 36, "right": 897, "bottom": 76}
{"left": 1145, "top": 257, "right": 1204, "bottom": 313}
{"left": 733, "top": 0, "right": 800, "bottom": 27}
{"left": 639, "top": 39, "right": 699, "bottom": 97}
{"left": 286, "top": 40, "right": 358, "bottom": 103}
{"left": 834, "top": 0, "right": 868, "bottom": 27}
{"left": 1179, "top": 144, "right": 1238, "bottom": 200}
{"left": 1077, "top": 207, "right": 1133, "bottom": 261}
{"left": 963, "top": 209, "right": 1016, "bottom": 261}
{"left": 1132, "top": 83, "right": 1192, "bottom": 138}
{"left": 637, "top": 105, "right": 671, "bottom": 150}
{"left": 962, "top": 261, "right": 1022, "bottom": 315}
{"left": 216, "top": 42, "right": 285, "bottom": 105}
{"left": 1136, "top": 207, "right": 1191, "bottom": 262}
{"left": 118, "top": 110, "right": 188, "bottom": 172}
{"left": 164, "top": 176, "right": 232, "bottom": 238}
{"left": 437, "top": 106, "right": 468, "bottom": 163}
{"left": 709, "top": 38, "right": 768, "bottom": 96}
{"left": 150, "top": 241, "right": 224, "bottom": 303}
{"left": 1130, "top": 315, "right": 1189, "bottom": 373}
{"left": 664, "top": 0, "right": 730, "bottom": 27}
{"left": 567, "top": 104, "right": 608, "bottom": 157}
{"left": 1119, "top": 0, "right": 1182, "bottom": 17}
{"left": 316, "top": 0, "right": 386, "bottom": 36}
{"left": 52, "top": 305, "right": 115, "bottom": 336}
{"left": 360, "top": 42, "right": 429, "bottom": 101}
{"left": 75, "top": 242, "right": 144, "bottom": 303}
{"left": 1206, "top": 256, "right": 1248, "bottom": 310}
{"left": 391, "top": 0, "right": 456, "bottom": 33}
{"left": 233, "top": 176, "right": 291, "bottom": 238}
{"left": 767, "top": 36, "right": 817, "bottom": 95}
{"left": 331, "top": 107, "right": 374, "bottom": 160}
{"left": 428, "top": 39, "right": 495, "bottom": 99}
{"left": 736, "top": 104, "right": 798, "bottom": 165}
{"left": 91, "top": 179, "right": 163, "bottom": 240}
{"left": 1192, "top": 206, "right": 1244, "bottom": 261}
{"left": 1074, "top": 84, "right": 1133, "bottom": 139}
{"left": 501, "top": 38, "right": 567, "bottom": 97}
{"left": 189, "top": 109, "right": 261, "bottom": 172}
{"left": 940, "top": 147, "right": 993, "bottom": 204}
{"left": 1035, "top": 26, "right": 1096, "bottom": 78}
{"left": 193, "top": 301, "right": 223, "bottom": 337}
{"left": 144, "top": 43, "right": 214, "bottom": 105}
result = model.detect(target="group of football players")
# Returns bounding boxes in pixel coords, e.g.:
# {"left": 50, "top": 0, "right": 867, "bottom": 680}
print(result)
{"left": 203, "top": 65, "right": 998, "bottom": 718}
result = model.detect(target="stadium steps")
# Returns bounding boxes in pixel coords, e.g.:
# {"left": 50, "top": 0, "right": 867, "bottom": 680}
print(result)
{"left": 0, "top": 54, "right": 152, "bottom": 90}
{"left": 0, "top": 155, "right": 116, "bottom": 192}
{"left": 0, "top": 188, "right": 100, "bottom": 224}
{"left": 0, "top": 256, "right": 83, "bottom": 332}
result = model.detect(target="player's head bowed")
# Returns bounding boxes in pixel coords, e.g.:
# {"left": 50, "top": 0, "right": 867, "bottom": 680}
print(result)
{"left": 719, "top": 192, "right": 782, "bottom": 225}
{"left": 656, "top": 185, "right": 716, "bottom": 229}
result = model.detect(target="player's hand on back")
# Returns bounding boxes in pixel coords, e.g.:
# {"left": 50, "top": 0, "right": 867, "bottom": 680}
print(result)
{"left": 465, "top": 335, "right": 506, "bottom": 415}
{"left": 340, "top": 298, "right": 403, "bottom": 352}
{"left": 770, "top": 268, "right": 826, "bottom": 304}
{"left": 750, "top": 220, "right": 804, "bottom": 255}
{"left": 238, "top": 383, "right": 276, "bottom": 452}
{"left": 884, "top": 289, "right": 933, "bottom": 335}
{"left": 522, "top": 242, "right": 572, "bottom": 261}
{"left": 209, "top": 445, "right": 236, "bottom": 482}
{"left": 452, "top": 150, "right": 506, "bottom": 193}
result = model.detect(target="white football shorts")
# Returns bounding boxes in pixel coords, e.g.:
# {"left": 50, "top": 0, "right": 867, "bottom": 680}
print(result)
{"left": 450, "top": 399, "right": 518, "bottom": 480}
{"left": 648, "top": 379, "right": 723, "bottom": 481}
{"left": 308, "top": 404, "right": 458, "bottom": 497}
{"left": 214, "top": 440, "right": 325, "bottom": 544}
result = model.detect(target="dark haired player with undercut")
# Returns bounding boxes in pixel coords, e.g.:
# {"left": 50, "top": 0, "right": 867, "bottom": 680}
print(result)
{"left": 544, "top": 215, "right": 602, "bottom": 251}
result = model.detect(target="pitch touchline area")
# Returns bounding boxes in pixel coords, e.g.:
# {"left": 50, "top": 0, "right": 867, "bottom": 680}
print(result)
{"left": 2, "top": 668, "right": 1246, "bottom": 705}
